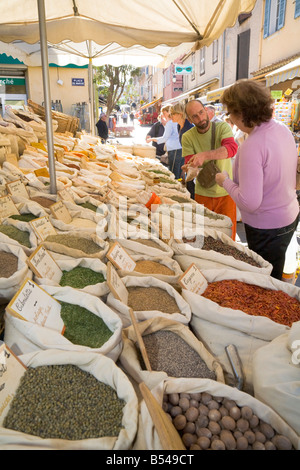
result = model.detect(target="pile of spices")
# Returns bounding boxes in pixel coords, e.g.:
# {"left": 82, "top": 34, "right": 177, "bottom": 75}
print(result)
{"left": 138, "top": 330, "right": 216, "bottom": 379}
{"left": 128, "top": 286, "right": 179, "bottom": 313}
{"left": 46, "top": 234, "right": 102, "bottom": 254}
{"left": 77, "top": 202, "right": 98, "bottom": 212}
{"left": 159, "top": 177, "right": 177, "bottom": 185}
{"left": 59, "top": 266, "right": 105, "bottom": 289}
{"left": 0, "top": 251, "right": 18, "bottom": 278}
{"left": 3, "top": 364, "right": 125, "bottom": 440}
{"left": 200, "top": 236, "right": 260, "bottom": 267}
{"left": 60, "top": 301, "right": 113, "bottom": 348}
{"left": 134, "top": 260, "right": 175, "bottom": 276}
{"left": 30, "top": 196, "right": 56, "bottom": 208}
{"left": 0, "top": 224, "right": 31, "bottom": 248}
{"left": 202, "top": 279, "right": 300, "bottom": 327}
{"left": 9, "top": 213, "right": 37, "bottom": 222}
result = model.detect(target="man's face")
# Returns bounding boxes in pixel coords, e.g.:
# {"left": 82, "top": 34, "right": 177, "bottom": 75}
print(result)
{"left": 186, "top": 102, "right": 210, "bottom": 132}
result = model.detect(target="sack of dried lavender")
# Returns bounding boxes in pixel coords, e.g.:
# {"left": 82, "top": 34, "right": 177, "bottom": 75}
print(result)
{"left": 4, "top": 285, "right": 123, "bottom": 362}
{"left": 0, "top": 349, "right": 138, "bottom": 450}
{"left": 120, "top": 316, "right": 224, "bottom": 390}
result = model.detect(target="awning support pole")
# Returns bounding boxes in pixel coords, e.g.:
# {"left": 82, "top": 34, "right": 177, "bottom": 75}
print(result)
{"left": 37, "top": 0, "right": 57, "bottom": 194}
{"left": 88, "top": 40, "right": 95, "bottom": 135}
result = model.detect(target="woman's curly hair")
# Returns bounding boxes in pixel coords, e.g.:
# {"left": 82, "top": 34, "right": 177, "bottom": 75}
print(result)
{"left": 220, "top": 79, "right": 274, "bottom": 128}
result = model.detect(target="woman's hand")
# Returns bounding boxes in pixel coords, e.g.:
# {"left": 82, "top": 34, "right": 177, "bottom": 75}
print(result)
{"left": 215, "top": 171, "right": 229, "bottom": 187}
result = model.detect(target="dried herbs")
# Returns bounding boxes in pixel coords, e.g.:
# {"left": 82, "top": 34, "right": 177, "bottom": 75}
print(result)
{"left": 59, "top": 266, "right": 105, "bottom": 289}
{"left": 200, "top": 236, "right": 261, "bottom": 267}
{"left": 30, "top": 196, "right": 56, "bottom": 208}
{"left": 0, "top": 251, "right": 18, "bottom": 278}
{"left": 9, "top": 213, "right": 37, "bottom": 222}
{"left": 3, "top": 364, "right": 125, "bottom": 440}
{"left": 60, "top": 301, "right": 113, "bottom": 348}
{"left": 202, "top": 279, "right": 300, "bottom": 326}
{"left": 127, "top": 286, "right": 179, "bottom": 313}
{"left": 0, "top": 224, "right": 31, "bottom": 248}
{"left": 78, "top": 202, "right": 98, "bottom": 212}
{"left": 46, "top": 234, "right": 101, "bottom": 254}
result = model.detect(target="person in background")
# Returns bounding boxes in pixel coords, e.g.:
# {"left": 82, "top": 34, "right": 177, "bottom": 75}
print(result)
{"left": 149, "top": 105, "right": 182, "bottom": 179}
{"left": 130, "top": 111, "right": 135, "bottom": 124}
{"left": 215, "top": 79, "right": 299, "bottom": 280}
{"left": 182, "top": 99, "right": 238, "bottom": 240}
{"left": 96, "top": 113, "right": 109, "bottom": 143}
{"left": 205, "top": 104, "right": 223, "bottom": 122}
{"left": 170, "top": 102, "right": 194, "bottom": 198}
{"left": 146, "top": 112, "right": 166, "bottom": 161}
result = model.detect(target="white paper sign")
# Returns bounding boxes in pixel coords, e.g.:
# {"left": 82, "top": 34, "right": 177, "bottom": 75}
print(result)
{"left": 106, "top": 262, "right": 129, "bottom": 304}
{"left": 29, "top": 216, "right": 57, "bottom": 242}
{"left": 0, "top": 343, "right": 27, "bottom": 426}
{"left": 58, "top": 189, "right": 75, "bottom": 203}
{"left": 178, "top": 263, "right": 208, "bottom": 294}
{"left": 6, "top": 278, "right": 64, "bottom": 333}
{"left": 50, "top": 200, "right": 72, "bottom": 224}
{"left": 6, "top": 179, "right": 29, "bottom": 199}
{"left": 107, "top": 242, "right": 136, "bottom": 272}
{"left": 0, "top": 195, "right": 20, "bottom": 220}
{"left": 27, "top": 245, "right": 63, "bottom": 283}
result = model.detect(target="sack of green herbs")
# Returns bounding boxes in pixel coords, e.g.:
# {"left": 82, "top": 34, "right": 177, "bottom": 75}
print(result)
{"left": 0, "top": 219, "right": 38, "bottom": 255}
{"left": 4, "top": 285, "right": 123, "bottom": 362}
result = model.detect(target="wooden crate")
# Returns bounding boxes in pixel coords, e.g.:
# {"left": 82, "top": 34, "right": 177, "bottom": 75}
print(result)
{"left": 27, "top": 100, "right": 80, "bottom": 136}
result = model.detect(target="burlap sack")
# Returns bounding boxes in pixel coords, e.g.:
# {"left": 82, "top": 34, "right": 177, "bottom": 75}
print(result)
{"left": 0, "top": 243, "right": 32, "bottom": 301}
{"left": 4, "top": 285, "right": 122, "bottom": 361}
{"left": 120, "top": 316, "right": 224, "bottom": 390}
{"left": 0, "top": 349, "right": 138, "bottom": 450}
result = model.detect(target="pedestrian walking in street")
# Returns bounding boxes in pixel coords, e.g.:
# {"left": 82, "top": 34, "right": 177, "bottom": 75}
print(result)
{"left": 149, "top": 105, "right": 182, "bottom": 179}
{"left": 215, "top": 79, "right": 299, "bottom": 280}
{"left": 182, "top": 99, "right": 238, "bottom": 240}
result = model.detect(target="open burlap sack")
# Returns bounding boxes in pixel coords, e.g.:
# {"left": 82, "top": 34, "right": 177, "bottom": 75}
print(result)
{"left": 4, "top": 285, "right": 122, "bottom": 362}
{"left": 0, "top": 243, "right": 32, "bottom": 302}
{"left": 136, "top": 377, "right": 300, "bottom": 450}
{"left": 34, "top": 256, "right": 109, "bottom": 297}
{"left": 117, "top": 254, "right": 183, "bottom": 285}
{"left": 42, "top": 231, "right": 109, "bottom": 260}
{"left": 169, "top": 226, "right": 272, "bottom": 275}
{"left": 120, "top": 316, "right": 224, "bottom": 390}
{"left": 182, "top": 269, "right": 298, "bottom": 394}
{"left": 0, "top": 349, "right": 138, "bottom": 450}
{"left": 0, "top": 219, "right": 38, "bottom": 256}
{"left": 106, "top": 275, "right": 191, "bottom": 328}
{"left": 252, "top": 321, "right": 300, "bottom": 436}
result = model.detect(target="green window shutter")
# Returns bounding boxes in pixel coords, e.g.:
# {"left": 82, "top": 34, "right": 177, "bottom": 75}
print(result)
{"left": 295, "top": 0, "right": 300, "bottom": 19}
{"left": 277, "top": 0, "right": 286, "bottom": 30}
{"left": 263, "top": 0, "right": 271, "bottom": 38}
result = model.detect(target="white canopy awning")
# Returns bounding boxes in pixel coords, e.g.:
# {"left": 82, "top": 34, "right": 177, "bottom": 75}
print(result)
{"left": 0, "top": 1, "right": 257, "bottom": 50}
{"left": 265, "top": 58, "right": 300, "bottom": 87}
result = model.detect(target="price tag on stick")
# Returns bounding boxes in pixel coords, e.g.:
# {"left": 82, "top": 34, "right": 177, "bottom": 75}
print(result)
{"left": 106, "top": 262, "right": 129, "bottom": 304}
{"left": 29, "top": 216, "right": 57, "bottom": 242}
{"left": 27, "top": 245, "right": 63, "bottom": 283}
{"left": 106, "top": 242, "right": 136, "bottom": 272}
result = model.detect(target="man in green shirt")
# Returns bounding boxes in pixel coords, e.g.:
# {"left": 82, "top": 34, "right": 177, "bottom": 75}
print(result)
{"left": 182, "top": 99, "right": 238, "bottom": 239}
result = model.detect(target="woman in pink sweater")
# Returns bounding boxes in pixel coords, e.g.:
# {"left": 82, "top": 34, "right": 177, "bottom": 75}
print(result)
{"left": 216, "top": 80, "right": 299, "bottom": 280}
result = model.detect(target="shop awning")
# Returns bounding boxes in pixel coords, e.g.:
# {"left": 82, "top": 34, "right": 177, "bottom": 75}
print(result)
{"left": 162, "top": 77, "right": 219, "bottom": 107}
{"left": 206, "top": 84, "right": 232, "bottom": 102}
{"left": 140, "top": 97, "right": 163, "bottom": 110}
{"left": 266, "top": 58, "right": 300, "bottom": 87}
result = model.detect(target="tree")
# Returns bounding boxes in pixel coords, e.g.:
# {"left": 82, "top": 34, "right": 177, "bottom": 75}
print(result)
{"left": 94, "top": 65, "right": 141, "bottom": 120}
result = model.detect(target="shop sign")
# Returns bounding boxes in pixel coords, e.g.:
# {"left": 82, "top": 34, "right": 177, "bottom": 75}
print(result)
{"left": 71, "top": 78, "right": 85, "bottom": 86}
{"left": 0, "top": 77, "right": 25, "bottom": 86}
{"left": 175, "top": 65, "right": 193, "bottom": 75}
{"left": 271, "top": 90, "right": 283, "bottom": 99}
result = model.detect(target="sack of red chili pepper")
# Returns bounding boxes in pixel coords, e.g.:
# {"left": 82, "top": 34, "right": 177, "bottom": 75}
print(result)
{"left": 182, "top": 270, "right": 300, "bottom": 393}
{"left": 170, "top": 227, "right": 273, "bottom": 275}
{"left": 253, "top": 322, "right": 300, "bottom": 437}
